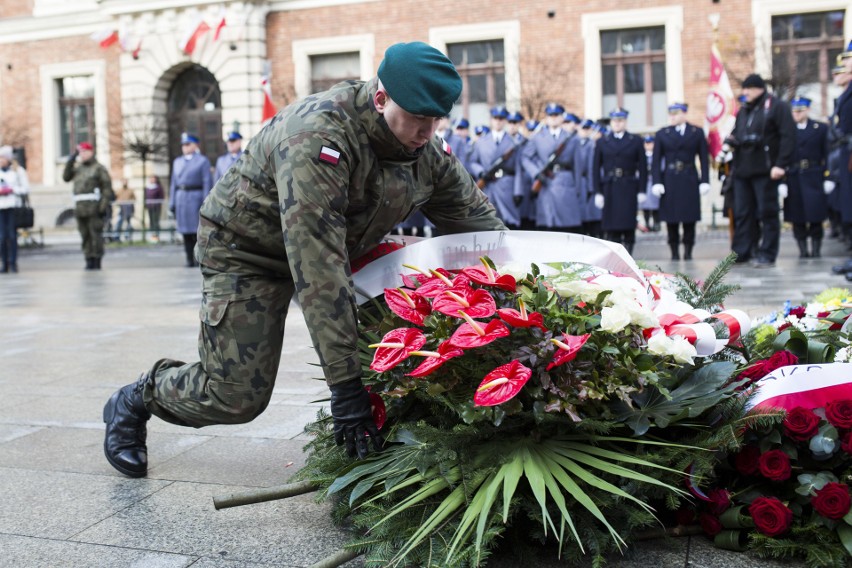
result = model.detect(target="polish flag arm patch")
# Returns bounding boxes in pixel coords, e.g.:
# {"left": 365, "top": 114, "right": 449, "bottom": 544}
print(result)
{"left": 442, "top": 138, "right": 452, "bottom": 155}
{"left": 318, "top": 146, "right": 341, "bottom": 166}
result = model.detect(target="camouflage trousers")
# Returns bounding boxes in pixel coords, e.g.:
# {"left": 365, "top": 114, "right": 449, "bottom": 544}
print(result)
{"left": 143, "top": 219, "right": 296, "bottom": 427}
{"left": 76, "top": 214, "right": 104, "bottom": 258}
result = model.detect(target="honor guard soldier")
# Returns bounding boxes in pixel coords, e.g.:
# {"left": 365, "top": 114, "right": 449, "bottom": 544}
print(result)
{"left": 650, "top": 102, "right": 710, "bottom": 260}
{"left": 214, "top": 131, "right": 243, "bottom": 184}
{"left": 507, "top": 111, "right": 535, "bottom": 229}
{"left": 469, "top": 106, "right": 524, "bottom": 229}
{"left": 449, "top": 118, "right": 472, "bottom": 172}
{"left": 832, "top": 43, "right": 852, "bottom": 277}
{"left": 592, "top": 108, "right": 647, "bottom": 254}
{"left": 577, "top": 120, "right": 603, "bottom": 237}
{"left": 640, "top": 135, "right": 660, "bottom": 232}
{"left": 62, "top": 141, "right": 114, "bottom": 270}
{"left": 521, "top": 103, "right": 583, "bottom": 232}
{"left": 827, "top": 63, "right": 849, "bottom": 242}
{"left": 782, "top": 97, "right": 833, "bottom": 258}
{"left": 170, "top": 133, "right": 213, "bottom": 267}
{"left": 102, "top": 41, "right": 505, "bottom": 477}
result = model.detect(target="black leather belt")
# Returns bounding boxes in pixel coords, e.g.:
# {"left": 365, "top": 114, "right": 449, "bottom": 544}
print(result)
{"left": 666, "top": 161, "right": 695, "bottom": 172}
{"left": 796, "top": 159, "right": 821, "bottom": 170}
{"left": 606, "top": 168, "right": 636, "bottom": 178}
{"left": 177, "top": 185, "right": 203, "bottom": 191}
{"left": 552, "top": 163, "right": 573, "bottom": 173}
{"left": 493, "top": 168, "right": 515, "bottom": 178}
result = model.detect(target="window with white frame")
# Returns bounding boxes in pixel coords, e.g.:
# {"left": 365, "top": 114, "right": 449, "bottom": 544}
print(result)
{"left": 310, "top": 52, "right": 360, "bottom": 94}
{"left": 447, "top": 40, "right": 505, "bottom": 126}
{"left": 57, "top": 76, "right": 95, "bottom": 157}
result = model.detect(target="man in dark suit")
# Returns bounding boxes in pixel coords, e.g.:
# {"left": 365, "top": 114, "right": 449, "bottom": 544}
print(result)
{"left": 591, "top": 107, "right": 647, "bottom": 254}
{"left": 651, "top": 102, "right": 710, "bottom": 260}
{"left": 831, "top": 43, "right": 852, "bottom": 278}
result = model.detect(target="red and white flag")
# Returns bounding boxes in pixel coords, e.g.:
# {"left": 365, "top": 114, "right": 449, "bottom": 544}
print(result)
{"left": 91, "top": 28, "right": 119, "bottom": 49}
{"left": 261, "top": 75, "right": 277, "bottom": 124}
{"left": 213, "top": 9, "right": 227, "bottom": 41}
{"left": 704, "top": 43, "right": 736, "bottom": 160}
{"left": 747, "top": 364, "right": 852, "bottom": 411}
{"left": 119, "top": 27, "right": 143, "bottom": 58}
{"left": 179, "top": 17, "right": 210, "bottom": 55}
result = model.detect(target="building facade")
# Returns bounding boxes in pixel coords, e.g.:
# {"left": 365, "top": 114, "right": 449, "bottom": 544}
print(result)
{"left": 0, "top": 0, "right": 850, "bottom": 224}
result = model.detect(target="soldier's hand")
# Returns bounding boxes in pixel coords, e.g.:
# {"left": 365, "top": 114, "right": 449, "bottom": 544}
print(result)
{"left": 824, "top": 180, "right": 836, "bottom": 194}
{"left": 770, "top": 166, "right": 786, "bottom": 181}
{"left": 329, "top": 378, "right": 384, "bottom": 459}
{"left": 513, "top": 195, "right": 523, "bottom": 207}
{"left": 651, "top": 184, "right": 665, "bottom": 197}
{"left": 699, "top": 183, "right": 711, "bottom": 196}
{"left": 777, "top": 183, "right": 789, "bottom": 199}
{"left": 594, "top": 194, "right": 605, "bottom": 209}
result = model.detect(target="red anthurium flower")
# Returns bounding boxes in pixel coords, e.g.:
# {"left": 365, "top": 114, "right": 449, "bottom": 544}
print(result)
{"left": 473, "top": 360, "right": 532, "bottom": 406}
{"left": 433, "top": 287, "right": 496, "bottom": 318}
{"left": 403, "top": 266, "right": 455, "bottom": 298}
{"left": 369, "top": 328, "right": 427, "bottom": 372}
{"left": 546, "top": 333, "right": 591, "bottom": 371}
{"left": 449, "top": 312, "right": 510, "bottom": 348}
{"left": 497, "top": 299, "right": 547, "bottom": 331}
{"left": 384, "top": 287, "right": 432, "bottom": 325}
{"left": 369, "top": 392, "right": 387, "bottom": 430}
{"left": 407, "top": 341, "right": 465, "bottom": 377}
{"left": 461, "top": 259, "right": 517, "bottom": 292}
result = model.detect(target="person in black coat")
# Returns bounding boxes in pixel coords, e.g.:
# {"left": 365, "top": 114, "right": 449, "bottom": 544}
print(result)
{"left": 830, "top": 43, "right": 852, "bottom": 278}
{"left": 781, "top": 97, "right": 833, "bottom": 258}
{"left": 651, "top": 102, "right": 710, "bottom": 260}
{"left": 592, "top": 107, "right": 647, "bottom": 255}
{"left": 727, "top": 74, "right": 796, "bottom": 268}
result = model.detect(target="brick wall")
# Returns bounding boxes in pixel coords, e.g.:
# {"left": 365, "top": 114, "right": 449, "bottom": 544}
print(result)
{"left": 0, "top": 0, "right": 34, "bottom": 20}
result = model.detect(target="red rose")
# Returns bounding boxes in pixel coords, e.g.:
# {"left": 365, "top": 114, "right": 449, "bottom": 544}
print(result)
{"left": 789, "top": 306, "right": 806, "bottom": 318}
{"left": 737, "top": 360, "right": 769, "bottom": 382}
{"left": 708, "top": 488, "right": 732, "bottom": 515}
{"left": 784, "top": 407, "right": 821, "bottom": 441}
{"left": 735, "top": 445, "right": 761, "bottom": 476}
{"left": 758, "top": 449, "right": 791, "bottom": 481}
{"left": 675, "top": 507, "right": 696, "bottom": 526}
{"left": 826, "top": 400, "right": 852, "bottom": 430}
{"left": 765, "top": 350, "right": 798, "bottom": 373}
{"left": 812, "top": 482, "right": 852, "bottom": 520}
{"left": 842, "top": 431, "right": 852, "bottom": 455}
{"left": 749, "top": 497, "right": 793, "bottom": 537}
{"left": 699, "top": 512, "right": 722, "bottom": 536}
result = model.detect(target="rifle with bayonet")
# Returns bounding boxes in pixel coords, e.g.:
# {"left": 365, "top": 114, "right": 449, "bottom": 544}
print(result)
{"left": 531, "top": 138, "right": 569, "bottom": 194}
{"left": 476, "top": 142, "right": 520, "bottom": 190}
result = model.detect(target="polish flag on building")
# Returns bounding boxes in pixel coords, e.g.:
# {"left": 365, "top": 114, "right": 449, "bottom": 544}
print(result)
{"left": 213, "top": 9, "right": 227, "bottom": 41}
{"left": 180, "top": 17, "right": 211, "bottom": 55}
{"left": 261, "top": 76, "right": 277, "bottom": 124}
{"left": 704, "top": 43, "right": 736, "bottom": 160}
{"left": 119, "top": 28, "right": 143, "bottom": 59}
{"left": 91, "top": 28, "right": 119, "bottom": 49}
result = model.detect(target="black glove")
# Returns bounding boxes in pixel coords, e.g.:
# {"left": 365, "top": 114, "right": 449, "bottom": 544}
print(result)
{"left": 329, "top": 378, "right": 384, "bottom": 459}
{"left": 67, "top": 151, "right": 79, "bottom": 164}
{"left": 513, "top": 195, "right": 523, "bottom": 207}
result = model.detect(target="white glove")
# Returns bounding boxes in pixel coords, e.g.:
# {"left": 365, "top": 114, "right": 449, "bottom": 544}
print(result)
{"left": 824, "top": 180, "right": 836, "bottom": 194}
{"left": 699, "top": 183, "right": 711, "bottom": 196}
{"left": 594, "top": 194, "right": 605, "bottom": 209}
{"left": 637, "top": 193, "right": 647, "bottom": 206}
{"left": 651, "top": 184, "right": 665, "bottom": 197}
{"left": 777, "top": 183, "right": 788, "bottom": 199}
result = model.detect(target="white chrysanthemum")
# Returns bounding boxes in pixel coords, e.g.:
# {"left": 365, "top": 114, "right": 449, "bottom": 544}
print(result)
{"left": 805, "top": 302, "right": 825, "bottom": 318}
{"left": 835, "top": 347, "right": 852, "bottom": 363}
{"left": 600, "top": 305, "right": 631, "bottom": 333}
{"left": 646, "top": 332, "right": 697, "bottom": 365}
{"left": 497, "top": 262, "right": 530, "bottom": 281}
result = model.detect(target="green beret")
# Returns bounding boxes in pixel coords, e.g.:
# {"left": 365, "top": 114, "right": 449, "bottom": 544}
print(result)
{"left": 377, "top": 42, "right": 461, "bottom": 117}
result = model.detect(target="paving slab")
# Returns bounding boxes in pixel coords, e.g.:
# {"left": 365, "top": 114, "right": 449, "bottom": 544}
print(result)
{"left": 0, "top": 534, "right": 193, "bottom": 568}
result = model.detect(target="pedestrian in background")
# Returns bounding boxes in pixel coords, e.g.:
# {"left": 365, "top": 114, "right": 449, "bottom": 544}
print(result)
{"left": 651, "top": 102, "right": 710, "bottom": 260}
{"left": 169, "top": 133, "right": 212, "bottom": 267}
{"left": 640, "top": 134, "right": 660, "bottom": 233}
{"left": 782, "top": 96, "right": 832, "bottom": 258}
{"left": 145, "top": 175, "right": 164, "bottom": 241}
{"left": 63, "top": 142, "right": 113, "bottom": 270}
{"left": 727, "top": 74, "right": 795, "bottom": 268}
{"left": 114, "top": 179, "right": 135, "bottom": 242}
{"left": 214, "top": 131, "right": 243, "bottom": 184}
{"left": 0, "top": 145, "right": 28, "bottom": 273}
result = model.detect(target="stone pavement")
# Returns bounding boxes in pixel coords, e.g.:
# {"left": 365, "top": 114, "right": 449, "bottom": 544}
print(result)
{"left": 0, "top": 227, "right": 840, "bottom": 568}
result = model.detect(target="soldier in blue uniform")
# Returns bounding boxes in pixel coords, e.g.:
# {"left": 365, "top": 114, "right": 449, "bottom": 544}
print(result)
{"left": 592, "top": 108, "right": 647, "bottom": 254}
{"left": 469, "top": 106, "right": 524, "bottom": 229}
{"left": 521, "top": 103, "right": 583, "bottom": 232}
{"left": 449, "top": 118, "right": 472, "bottom": 172}
{"left": 577, "top": 119, "right": 602, "bottom": 237}
{"left": 640, "top": 134, "right": 660, "bottom": 232}
{"left": 783, "top": 97, "right": 833, "bottom": 258}
{"left": 650, "top": 102, "right": 710, "bottom": 260}
{"left": 507, "top": 111, "right": 535, "bottom": 230}
{"left": 214, "top": 131, "right": 243, "bottom": 184}
{"left": 828, "top": 64, "right": 849, "bottom": 243}
{"left": 832, "top": 44, "right": 852, "bottom": 277}
{"left": 170, "top": 133, "right": 213, "bottom": 267}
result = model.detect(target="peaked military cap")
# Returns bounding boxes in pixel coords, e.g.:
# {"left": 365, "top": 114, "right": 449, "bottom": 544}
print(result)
{"left": 842, "top": 39, "right": 852, "bottom": 59}
{"left": 667, "top": 102, "right": 688, "bottom": 113}
{"left": 490, "top": 106, "right": 509, "bottom": 119}
{"left": 609, "top": 107, "right": 629, "bottom": 118}
{"left": 507, "top": 111, "right": 524, "bottom": 123}
{"left": 455, "top": 118, "right": 470, "bottom": 129}
{"left": 525, "top": 120, "right": 539, "bottom": 132}
{"left": 545, "top": 103, "right": 565, "bottom": 116}
{"left": 643, "top": 134, "right": 655, "bottom": 143}
{"left": 581, "top": 119, "right": 595, "bottom": 129}
{"left": 474, "top": 125, "right": 490, "bottom": 136}
{"left": 791, "top": 96, "right": 812, "bottom": 109}
{"left": 226, "top": 131, "right": 243, "bottom": 141}
{"left": 564, "top": 112, "right": 581, "bottom": 124}
{"left": 377, "top": 42, "right": 462, "bottom": 117}
{"left": 180, "top": 132, "right": 199, "bottom": 144}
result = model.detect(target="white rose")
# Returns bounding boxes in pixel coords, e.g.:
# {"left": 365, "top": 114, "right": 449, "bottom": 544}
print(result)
{"left": 600, "top": 305, "right": 631, "bottom": 333}
{"left": 805, "top": 302, "right": 825, "bottom": 318}
{"left": 497, "top": 262, "right": 530, "bottom": 281}
{"left": 668, "top": 335, "right": 698, "bottom": 365}
{"left": 646, "top": 333, "right": 673, "bottom": 358}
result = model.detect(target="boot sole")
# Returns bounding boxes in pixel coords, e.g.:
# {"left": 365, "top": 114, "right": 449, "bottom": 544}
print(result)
{"left": 103, "top": 394, "right": 148, "bottom": 478}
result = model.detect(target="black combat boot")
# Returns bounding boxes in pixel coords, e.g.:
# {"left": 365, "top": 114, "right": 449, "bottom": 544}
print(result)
{"left": 683, "top": 245, "right": 694, "bottom": 261}
{"left": 103, "top": 375, "right": 152, "bottom": 477}
{"left": 796, "top": 239, "right": 809, "bottom": 258}
{"left": 669, "top": 244, "right": 680, "bottom": 260}
{"left": 85, "top": 258, "right": 95, "bottom": 270}
{"left": 94, "top": 257, "right": 102, "bottom": 270}
{"left": 811, "top": 238, "right": 822, "bottom": 258}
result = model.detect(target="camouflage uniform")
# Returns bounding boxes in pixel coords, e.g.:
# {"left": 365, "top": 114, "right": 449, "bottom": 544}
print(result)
{"left": 144, "top": 78, "right": 505, "bottom": 427}
{"left": 63, "top": 157, "right": 114, "bottom": 260}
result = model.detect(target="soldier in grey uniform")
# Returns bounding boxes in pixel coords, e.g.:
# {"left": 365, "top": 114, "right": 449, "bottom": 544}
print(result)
{"left": 62, "top": 142, "right": 114, "bottom": 270}
{"left": 103, "top": 42, "right": 506, "bottom": 477}
{"left": 507, "top": 111, "right": 534, "bottom": 230}
{"left": 214, "top": 131, "right": 243, "bottom": 184}
{"left": 170, "top": 133, "right": 213, "bottom": 267}
{"left": 577, "top": 120, "right": 602, "bottom": 238}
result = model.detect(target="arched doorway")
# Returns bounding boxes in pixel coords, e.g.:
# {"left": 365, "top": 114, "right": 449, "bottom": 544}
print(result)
{"left": 167, "top": 65, "right": 222, "bottom": 169}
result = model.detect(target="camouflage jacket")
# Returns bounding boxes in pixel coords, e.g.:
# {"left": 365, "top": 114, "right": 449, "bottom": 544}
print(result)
{"left": 200, "top": 77, "right": 505, "bottom": 386}
{"left": 62, "top": 158, "right": 114, "bottom": 217}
